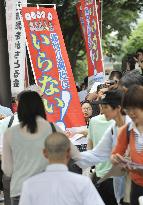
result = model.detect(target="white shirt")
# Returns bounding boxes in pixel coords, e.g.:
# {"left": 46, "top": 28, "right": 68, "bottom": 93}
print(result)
{"left": 0, "top": 114, "right": 19, "bottom": 154}
{"left": 2, "top": 117, "right": 79, "bottom": 197}
{"left": 76, "top": 115, "right": 132, "bottom": 168}
{"left": 19, "top": 164, "right": 105, "bottom": 205}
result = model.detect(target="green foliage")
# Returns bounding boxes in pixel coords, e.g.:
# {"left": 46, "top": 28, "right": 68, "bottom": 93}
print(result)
{"left": 73, "top": 52, "right": 88, "bottom": 83}
{"left": 102, "top": 0, "right": 142, "bottom": 58}
{"left": 123, "top": 21, "right": 143, "bottom": 54}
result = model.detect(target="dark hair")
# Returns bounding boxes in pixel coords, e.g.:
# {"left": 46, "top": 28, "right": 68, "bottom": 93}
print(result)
{"left": 84, "top": 76, "right": 88, "bottom": 85}
{"left": 101, "top": 89, "right": 125, "bottom": 114}
{"left": 109, "top": 70, "right": 122, "bottom": 81}
{"left": 122, "top": 85, "right": 143, "bottom": 109}
{"left": 18, "top": 91, "right": 46, "bottom": 133}
{"left": 16, "top": 91, "right": 27, "bottom": 102}
{"left": 136, "top": 49, "right": 143, "bottom": 54}
{"left": 121, "top": 54, "right": 136, "bottom": 73}
{"left": 81, "top": 100, "right": 93, "bottom": 108}
{"left": 127, "top": 54, "right": 136, "bottom": 70}
{"left": 83, "top": 76, "right": 88, "bottom": 89}
{"left": 118, "top": 70, "right": 143, "bottom": 89}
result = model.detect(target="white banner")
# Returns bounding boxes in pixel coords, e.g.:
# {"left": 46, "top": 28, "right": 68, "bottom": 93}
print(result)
{"left": 6, "top": 0, "right": 27, "bottom": 96}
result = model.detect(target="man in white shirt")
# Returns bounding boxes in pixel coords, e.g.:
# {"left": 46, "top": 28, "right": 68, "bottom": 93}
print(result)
{"left": 19, "top": 132, "right": 104, "bottom": 205}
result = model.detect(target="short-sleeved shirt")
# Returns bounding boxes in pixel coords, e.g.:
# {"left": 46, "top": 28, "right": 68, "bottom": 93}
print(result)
{"left": 88, "top": 114, "right": 114, "bottom": 177}
{"left": 112, "top": 122, "right": 143, "bottom": 187}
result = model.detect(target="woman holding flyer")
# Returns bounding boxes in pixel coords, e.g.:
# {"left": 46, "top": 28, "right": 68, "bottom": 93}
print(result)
{"left": 76, "top": 89, "right": 131, "bottom": 204}
{"left": 111, "top": 85, "right": 143, "bottom": 205}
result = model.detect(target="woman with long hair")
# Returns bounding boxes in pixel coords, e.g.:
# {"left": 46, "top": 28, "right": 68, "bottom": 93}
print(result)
{"left": 2, "top": 91, "right": 64, "bottom": 205}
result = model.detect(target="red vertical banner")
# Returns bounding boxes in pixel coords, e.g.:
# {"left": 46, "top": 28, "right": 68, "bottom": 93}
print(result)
{"left": 76, "top": 2, "right": 85, "bottom": 39}
{"left": 21, "top": 7, "right": 86, "bottom": 130}
{"left": 80, "top": 0, "right": 104, "bottom": 88}
{"left": 76, "top": 1, "right": 101, "bottom": 38}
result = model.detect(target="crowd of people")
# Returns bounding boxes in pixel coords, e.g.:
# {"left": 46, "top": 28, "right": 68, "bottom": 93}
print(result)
{"left": 0, "top": 48, "right": 143, "bottom": 205}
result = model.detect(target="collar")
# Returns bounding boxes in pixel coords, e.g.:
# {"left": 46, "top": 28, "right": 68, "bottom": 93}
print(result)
{"left": 46, "top": 164, "right": 68, "bottom": 172}
{"left": 128, "top": 121, "right": 143, "bottom": 136}
{"left": 128, "top": 121, "right": 135, "bottom": 131}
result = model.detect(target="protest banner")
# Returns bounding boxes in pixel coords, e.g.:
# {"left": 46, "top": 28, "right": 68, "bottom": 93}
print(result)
{"left": 76, "top": 2, "right": 85, "bottom": 39}
{"left": 80, "top": 0, "right": 104, "bottom": 88}
{"left": 76, "top": 1, "right": 101, "bottom": 38}
{"left": 6, "top": 0, "right": 27, "bottom": 96}
{"left": 21, "top": 6, "right": 86, "bottom": 130}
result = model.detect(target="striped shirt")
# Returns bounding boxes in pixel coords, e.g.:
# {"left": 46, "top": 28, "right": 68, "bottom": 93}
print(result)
{"left": 129, "top": 122, "right": 143, "bottom": 152}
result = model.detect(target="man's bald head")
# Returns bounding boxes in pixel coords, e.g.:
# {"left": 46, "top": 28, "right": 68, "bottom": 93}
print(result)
{"left": 44, "top": 132, "right": 71, "bottom": 163}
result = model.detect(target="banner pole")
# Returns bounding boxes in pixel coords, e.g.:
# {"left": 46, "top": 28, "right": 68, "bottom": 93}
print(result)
{"left": 100, "top": 0, "right": 103, "bottom": 40}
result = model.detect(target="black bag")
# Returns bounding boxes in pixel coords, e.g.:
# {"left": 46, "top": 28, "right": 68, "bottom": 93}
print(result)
{"left": 50, "top": 122, "right": 56, "bottom": 133}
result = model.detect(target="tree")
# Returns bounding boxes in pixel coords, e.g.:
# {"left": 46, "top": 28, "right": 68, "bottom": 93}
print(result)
{"left": 28, "top": 0, "right": 143, "bottom": 82}
{"left": 123, "top": 21, "right": 143, "bottom": 54}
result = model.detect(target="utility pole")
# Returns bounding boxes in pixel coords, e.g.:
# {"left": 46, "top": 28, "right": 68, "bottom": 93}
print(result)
{"left": 0, "top": 0, "right": 11, "bottom": 107}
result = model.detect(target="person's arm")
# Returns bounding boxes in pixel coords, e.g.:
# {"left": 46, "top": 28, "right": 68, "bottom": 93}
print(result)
{"left": 19, "top": 181, "right": 31, "bottom": 205}
{"left": 55, "top": 123, "right": 80, "bottom": 160}
{"left": 87, "top": 120, "right": 93, "bottom": 150}
{"left": 87, "top": 138, "right": 93, "bottom": 150}
{"left": 111, "top": 125, "right": 128, "bottom": 165}
{"left": 83, "top": 178, "right": 105, "bottom": 205}
{"left": 2, "top": 130, "right": 13, "bottom": 177}
{"left": 76, "top": 125, "right": 113, "bottom": 168}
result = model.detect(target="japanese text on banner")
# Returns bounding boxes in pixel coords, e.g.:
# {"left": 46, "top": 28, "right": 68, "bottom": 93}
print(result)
{"left": 22, "top": 7, "right": 86, "bottom": 129}
{"left": 80, "top": 0, "right": 104, "bottom": 87}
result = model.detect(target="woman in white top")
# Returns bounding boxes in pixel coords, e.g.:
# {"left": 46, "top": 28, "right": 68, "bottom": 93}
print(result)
{"left": 2, "top": 91, "right": 64, "bottom": 205}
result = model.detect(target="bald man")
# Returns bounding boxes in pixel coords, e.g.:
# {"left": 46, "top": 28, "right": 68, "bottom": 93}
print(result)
{"left": 19, "top": 132, "right": 105, "bottom": 205}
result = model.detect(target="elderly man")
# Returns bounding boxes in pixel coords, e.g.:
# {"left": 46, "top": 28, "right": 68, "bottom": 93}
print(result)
{"left": 19, "top": 132, "right": 104, "bottom": 205}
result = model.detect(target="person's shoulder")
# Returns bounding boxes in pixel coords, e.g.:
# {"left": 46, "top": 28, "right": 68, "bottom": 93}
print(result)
{"left": 90, "top": 114, "right": 103, "bottom": 123}
{"left": 37, "top": 117, "right": 52, "bottom": 128}
{"left": 6, "top": 123, "right": 20, "bottom": 133}
{"left": 118, "top": 123, "right": 129, "bottom": 137}
{"left": 125, "top": 115, "right": 132, "bottom": 124}
{"left": 68, "top": 171, "right": 92, "bottom": 184}
{"left": 37, "top": 118, "right": 63, "bottom": 133}
{"left": 90, "top": 114, "right": 114, "bottom": 125}
{"left": 90, "top": 114, "right": 109, "bottom": 122}
{"left": 23, "top": 172, "right": 46, "bottom": 186}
